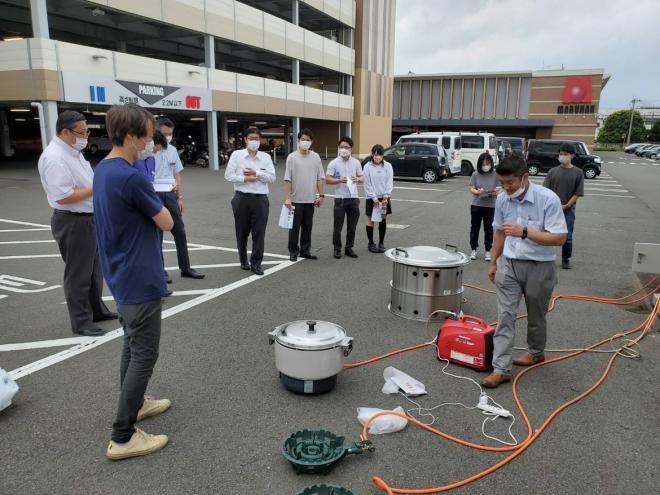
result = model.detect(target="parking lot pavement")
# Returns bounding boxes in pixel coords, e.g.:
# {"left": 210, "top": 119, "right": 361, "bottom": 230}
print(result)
{"left": 0, "top": 157, "right": 659, "bottom": 495}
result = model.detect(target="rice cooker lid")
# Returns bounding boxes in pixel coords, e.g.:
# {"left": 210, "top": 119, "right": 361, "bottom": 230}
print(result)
{"left": 272, "top": 320, "right": 348, "bottom": 351}
{"left": 384, "top": 245, "right": 469, "bottom": 268}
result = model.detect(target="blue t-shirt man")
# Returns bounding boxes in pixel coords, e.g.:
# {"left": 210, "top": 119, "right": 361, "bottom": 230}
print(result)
{"left": 93, "top": 157, "right": 168, "bottom": 305}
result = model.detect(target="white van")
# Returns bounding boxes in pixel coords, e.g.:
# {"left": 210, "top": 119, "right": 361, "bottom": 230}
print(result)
{"left": 396, "top": 133, "right": 462, "bottom": 176}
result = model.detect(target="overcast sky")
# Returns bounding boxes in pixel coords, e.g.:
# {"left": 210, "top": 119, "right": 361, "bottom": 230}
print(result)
{"left": 393, "top": 0, "right": 660, "bottom": 109}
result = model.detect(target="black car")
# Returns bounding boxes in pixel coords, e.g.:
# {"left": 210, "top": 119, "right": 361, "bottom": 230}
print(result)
{"left": 367, "top": 143, "right": 447, "bottom": 183}
{"left": 525, "top": 139, "right": 601, "bottom": 179}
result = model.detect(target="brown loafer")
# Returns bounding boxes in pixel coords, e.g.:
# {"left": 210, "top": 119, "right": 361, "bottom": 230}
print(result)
{"left": 512, "top": 353, "right": 546, "bottom": 366}
{"left": 480, "top": 372, "right": 511, "bottom": 389}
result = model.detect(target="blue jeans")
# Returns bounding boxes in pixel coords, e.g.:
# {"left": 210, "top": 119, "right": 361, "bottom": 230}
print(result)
{"left": 563, "top": 209, "right": 575, "bottom": 261}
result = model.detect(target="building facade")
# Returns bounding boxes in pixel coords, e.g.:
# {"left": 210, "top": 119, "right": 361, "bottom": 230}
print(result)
{"left": 393, "top": 69, "right": 609, "bottom": 146}
{"left": 0, "top": 0, "right": 396, "bottom": 166}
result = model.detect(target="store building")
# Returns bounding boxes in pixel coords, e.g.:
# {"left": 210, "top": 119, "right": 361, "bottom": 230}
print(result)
{"left": 393, "top": 69, "right": 609, "bottom": 146}
{"left": 0, "top": 0, "right": 396, "bottom": 167}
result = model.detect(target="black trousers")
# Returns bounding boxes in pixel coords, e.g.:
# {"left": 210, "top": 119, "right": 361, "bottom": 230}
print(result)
{"left": 230, "top": 193, "right": 269, "bottom": 266}
{"left": 112, "top": 299, "right": 162, "bottom": 443}
{"left": 333, "top": 198, "right": 360, "bottom": 249}
{"left": 469, "top": 205, "right": 495, "bottom": 251}
{"left": 157, "top": 192, "right": 191, "bottom": 273}
{"left": 288, "top": 203, "right": 315, "bottom": 256}
{"left": 51, "top": 211, "right": 111, "bottom": 333}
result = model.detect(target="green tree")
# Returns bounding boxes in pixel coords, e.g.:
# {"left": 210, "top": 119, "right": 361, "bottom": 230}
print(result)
{"left": 596, "top": 110, "right": 646, "bottom": 143}
{"left": 647, "top": 120, "right": 660, "bottom": 142}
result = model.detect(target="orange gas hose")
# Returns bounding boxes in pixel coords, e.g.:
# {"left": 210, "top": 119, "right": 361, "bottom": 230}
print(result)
{"left": 342, "top": 275, "right": 660, "bottom": 494}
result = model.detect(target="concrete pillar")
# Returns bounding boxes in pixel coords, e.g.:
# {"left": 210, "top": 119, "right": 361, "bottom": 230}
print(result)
{"left": 42, "top": 101, "right": 58, "bottom": 143}
{"left": 204, "top": 34, "right": 219, "bottom": 170}
{"left": 30, "top": 0, "right": 50, "bottom": 38}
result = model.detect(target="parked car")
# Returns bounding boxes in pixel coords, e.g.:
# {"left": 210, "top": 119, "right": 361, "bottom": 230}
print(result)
{"left": 624, "top": 143, "right": 648, "bottom": 153}
{"left": 639, "top": 144, "right": 660, "bottom": 158}
{"left": 367, "top": 143, "right": 447, "bottom": 183}
{"left": 87, "top": 134, "right": 112, "bottom": 154}
{"left": 497, "top": 136, "right": 526, "bottom": 158}
{"left": 448, "top": 131, "right": 498, "bottom": 175}
{"left": 525, "top": 139, "right": 601, "bottom": 179}
{"left": 396, "top": 133, "right": 462, "bottom": 176}
{"left": 634, "top": 144, "right": 657, "bottom": 156}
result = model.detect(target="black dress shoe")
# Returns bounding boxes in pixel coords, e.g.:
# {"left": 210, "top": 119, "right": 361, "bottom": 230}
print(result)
{"left": 240, "top": 263, "right": 251, "bottom": 270}
{"left": 378, "top": 243, "right": 386, "bottom": 253}
{"left": 166, "top": 275, "right": 172, "bottom": 284}
{"left": 345, "top": 248, "right": 358, "bottom": 258}
{"left": 74, "top": 327, "right": 106, "bottom": 337}
{"left": 181, "top": 268, "right": 205, "bottom": 279}
{"left": 164, "top": 290, "right": 173, "bottom": 297}
{"left": 93, "top": 312, "right": 118, "bottom": 323}
{"left": 289, "top": 254, "right": 298, "bottom": 262}
{"left": 251, "top": 265, "right": 264, "bottom": 276}
{"left": 368, "top": 243, "right": 379, "bottom": 253}
{"left": 333, "top": 249, "right": 342, "bottom": 259}
{"left": 300, "top": 253, "right": 318, "bottom": 260}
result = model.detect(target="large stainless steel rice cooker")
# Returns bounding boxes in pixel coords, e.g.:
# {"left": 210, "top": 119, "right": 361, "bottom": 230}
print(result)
{"left": 385, "top": 245, "right": 470, "bottom": 321}
{"left": 268, "top": 320, "right": 353, "bottom": 394}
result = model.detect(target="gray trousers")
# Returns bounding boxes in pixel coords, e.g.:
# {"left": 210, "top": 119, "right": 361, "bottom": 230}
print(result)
{"left": 112, "top": 299, "right": 162, "bottom": 443}
{"left": 492, "top": 257, "right": 557, "bottom": 375}
{"left": 51, "top": 211, "right": 111, "bottom": 333}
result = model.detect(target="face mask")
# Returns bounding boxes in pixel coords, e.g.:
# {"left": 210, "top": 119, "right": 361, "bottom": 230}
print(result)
{"left": 247, "top": 139, "right": 260, "bottom": 151}
{"left": 373, "top": 155, "right": 383, "bottom": 164}
{"left": 138, "top": 141, "right": 154, "bottom": 160}
{"left": 338, "top": 148, "right": 351, "bottom": 158}
{"left": 482, "top": 165, "right": 491, "bottom": 173}
{"left": 165, "top": 135, "right": 173, "bottom": 144}
{"left": 558, "top": 155, "right": 571, "bottom": 164}
{"left": 299, "top": 140, "right": 312, "bottom": 151}
{"left": 507, "top": 178, "right": 527, "bottom": 199}
{"left": 72, "top": 138, "right": 87, "bottom": 152}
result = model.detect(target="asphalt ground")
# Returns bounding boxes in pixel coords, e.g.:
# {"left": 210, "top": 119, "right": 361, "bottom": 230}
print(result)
{"left": 0, "top": 151, "right": 658, "bottom": 495}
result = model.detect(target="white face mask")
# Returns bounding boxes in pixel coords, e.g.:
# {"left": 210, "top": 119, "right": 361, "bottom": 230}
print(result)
{"left": 299, "top": 140, "right": 312, "bottom": 151}
{"left": 247, "top": 139, "right": 260, "bottom": 151}
{"left": 338, "top": 148, "right": 351, "bottom": 158}
{"left": 507, "top": 178, "right": 527, "bottom": 199}
{"left": 165, "top": 135, "right": 173, "bottom": 145}
{"left": 72, "top": 138, "right": 87, "bottom": 152}
{"left": 558, "top": 155, "right": 571, "bottom": 164}
{"left": 482, "top": 165, "right": 492, "bottom": 173}
{"left": 138, "top": 141, "right": 155, "bottom": 160}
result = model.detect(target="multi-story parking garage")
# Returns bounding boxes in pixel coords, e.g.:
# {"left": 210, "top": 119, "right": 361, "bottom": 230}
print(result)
{"left": 0, "top": 0, "right": 396, "bottom": 166}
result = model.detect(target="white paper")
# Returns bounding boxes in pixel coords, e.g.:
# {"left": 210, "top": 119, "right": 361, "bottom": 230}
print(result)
{"left": 345, "top": 175, "right": 358, "bottom": 196}
{"left": 153, "top": 179, "right": 175, "bottom": 192}
{"left": 371, "top": 204, "right": 383, "bottom": 223}
{"left": 382, "top": 366, "right": 427, "bottom": 396}
{"left": 278, "top": 204, "right": 295, "bottom": 229}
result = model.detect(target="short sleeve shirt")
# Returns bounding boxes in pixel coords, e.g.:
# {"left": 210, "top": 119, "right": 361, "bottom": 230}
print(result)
{"left": 93, "top": 157, "right": 167, "bottom": 305}
{"left": 37, "top": 137, "right": 94, "bottom": 213}
{"left": 543, "top": 165, "right": 584, "bottom": 209}
{"left": 154, "top": 145, "right": 184, "bottom": 184}
{"left": 283, "top": 150, "right": 325, "bottom": 203}
{"left": 468, "top": 170, "right": 499, "bottom": 208}
{"left": 493, "top": 183, "right": 568, "bottom": 261}
{"left": 326, "top": 157, "right": 363, "bottom": 198}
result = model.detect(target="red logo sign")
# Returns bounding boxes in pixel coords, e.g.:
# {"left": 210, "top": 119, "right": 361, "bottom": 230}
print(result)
{"left": 562, "top": 76, "right": 593, "bottom": 104}
{"left": 185, "top": 96, "right": 201, "bottom": 109}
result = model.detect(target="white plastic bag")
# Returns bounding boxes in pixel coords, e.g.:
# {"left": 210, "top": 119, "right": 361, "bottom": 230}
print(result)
{"left": 382, "top": 366, "right": 427, "bottom": 396}
{"left": 0, "top": 368, "right": 19, "bottom": 412}
{"left": 357, "top": 406, "right": 408, "bottom": 434}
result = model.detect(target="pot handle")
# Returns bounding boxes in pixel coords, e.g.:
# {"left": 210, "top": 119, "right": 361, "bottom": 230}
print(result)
{"left": 393, "top": 247, "right": 408, "bottom": 258}
{"left": 268, "top": 327, "right": 280, "bottom": 345}
{"left": 445, "top": 243, "right": 457, "bottom": 252}
{"left": 341, "top": 337, "right": 354, "bottom": 357}
{"left": 306, "top": 320, "right": 317, "bottom": 333}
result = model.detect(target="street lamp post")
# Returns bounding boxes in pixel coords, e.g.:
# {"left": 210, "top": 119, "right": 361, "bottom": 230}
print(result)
{"left": 626, "top": 98, "right": 642, "bottom": 146}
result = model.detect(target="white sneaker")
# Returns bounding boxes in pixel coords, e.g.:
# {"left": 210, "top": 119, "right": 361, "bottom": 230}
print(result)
{"left": 484, "top": 251, "right": 492, "bottom": 261}
{"left": 137, "top": 395, "right": 171, "bottom": 422}
{"left": 106, "top": 428, "right": 168, "bottom": 460}
{"left": 470, "top": 250, "right": 477, "bottom": 260}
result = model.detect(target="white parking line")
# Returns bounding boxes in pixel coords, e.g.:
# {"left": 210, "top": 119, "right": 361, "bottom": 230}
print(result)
{"left": 0, "top": 240, "right": 55, "bottom": 245}
{"left": 325, "top": 194, "right": 444, "bottom": 205}
{"left": 393, "top": 186, "right": 451, "bottom": 192}
{"left": 165, "top": 261, "right": 282, "bottom": 271}
{"left": 8, "top": 259, "right": 296, "bottom": 380}
{"left": 585, "top": 193, "right": 635, "bottom": 198}
{"left": 0, "top": 228, "right": 51, "bottom": 233}
{"left": 0, "top": 218, "right": 50, "bottom": 228}
{"left": 586, "top": 188, "right": 629, "bottom": 192}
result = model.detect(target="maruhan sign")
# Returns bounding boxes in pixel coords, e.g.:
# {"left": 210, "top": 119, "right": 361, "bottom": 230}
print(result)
{"left": 61, "top": 72, "right": 212, "bottom": 111}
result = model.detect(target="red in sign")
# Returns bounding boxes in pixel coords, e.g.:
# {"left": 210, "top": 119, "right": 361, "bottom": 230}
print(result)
{"left": 185, "top": 96, "right": 201, "bottom": 109}
{"left": 562, "top": 76, "right": 593, "bottom": 104}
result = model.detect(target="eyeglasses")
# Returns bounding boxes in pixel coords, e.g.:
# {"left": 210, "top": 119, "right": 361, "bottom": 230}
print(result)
{"left": 68, "top": 128, "right": 91, "bottom": 137}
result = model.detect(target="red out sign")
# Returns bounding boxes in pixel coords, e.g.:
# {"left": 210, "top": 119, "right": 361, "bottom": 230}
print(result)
{"left": 185, "top": 96, "right": 201, "bottom": 109}
{"left": 562, "top": 76, "right": 593, "bottom": 104}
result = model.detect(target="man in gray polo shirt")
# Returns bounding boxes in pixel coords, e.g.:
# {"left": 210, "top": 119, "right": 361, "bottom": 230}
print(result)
{"left": 284, "top": 128, "right": 325, "bottom": 261}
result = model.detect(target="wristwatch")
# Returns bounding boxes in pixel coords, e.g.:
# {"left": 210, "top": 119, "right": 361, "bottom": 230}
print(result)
{"left": 521, "top": 227, "right": 528, "bottom": 239}
{"left": 318, "top": 194, "right": 325, "bottom": 198}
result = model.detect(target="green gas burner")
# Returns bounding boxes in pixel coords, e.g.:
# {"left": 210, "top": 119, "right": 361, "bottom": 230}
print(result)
{"left": 295, "top": 484, "right": 354, "bottom": 495}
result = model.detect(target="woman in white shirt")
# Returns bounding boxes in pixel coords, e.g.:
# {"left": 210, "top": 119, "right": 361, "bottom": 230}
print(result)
{"left": 363, "top": 144, "right": 394, "bottom": 253}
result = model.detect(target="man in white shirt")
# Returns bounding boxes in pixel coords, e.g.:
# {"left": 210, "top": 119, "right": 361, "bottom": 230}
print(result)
{"left": 224, "top": 127, "right": 276, "bottom": 275}
{"left": 325, "top": 136, "right": 363, "bottom": 259}
{"left": 37, "top": 110, "right": 116, "bottom": 336}
{"left": 154, "top": 118, "right": 204, "bottom": 282}
{"left": 284, "top": 128, "right": 325, "bottom": 261}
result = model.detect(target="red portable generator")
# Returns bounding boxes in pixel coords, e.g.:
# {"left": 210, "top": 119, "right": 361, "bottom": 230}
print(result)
{"left": 437, "top": 315, "right": 495, "bottom": 371}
